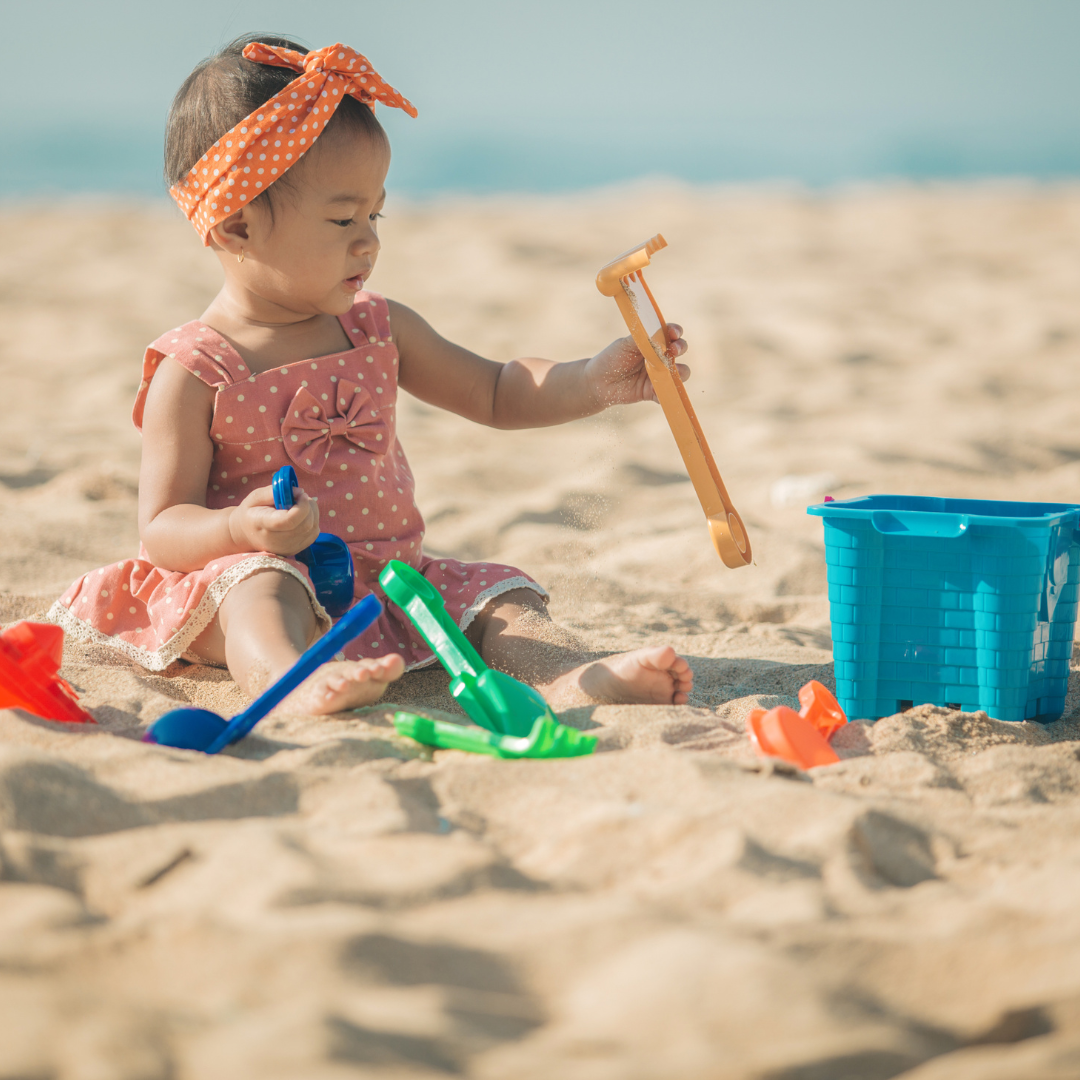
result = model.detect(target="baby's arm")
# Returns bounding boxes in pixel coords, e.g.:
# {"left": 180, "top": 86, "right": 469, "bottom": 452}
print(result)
{"left": 390, "top": 301, "right": 688, "bottom": 429}
{"left": 138, "top": 359, "right": 320, "bottom": 573}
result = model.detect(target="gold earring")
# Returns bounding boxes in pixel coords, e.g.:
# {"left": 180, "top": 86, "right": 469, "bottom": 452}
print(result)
{"left": 237, "top": 249, "right": 245, "bottom": 264}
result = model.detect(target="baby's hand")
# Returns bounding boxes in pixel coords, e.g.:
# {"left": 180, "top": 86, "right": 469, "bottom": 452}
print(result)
{"left": 229, "top": 482, "right": 320, "bottom": 556}
{"left": 585, "top": 324, "right": 689, "bottom": 407}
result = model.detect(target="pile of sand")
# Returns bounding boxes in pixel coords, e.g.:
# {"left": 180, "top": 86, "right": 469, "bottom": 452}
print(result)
{"left": 1, "top": 186, "right": 1080, "bottom": 1078}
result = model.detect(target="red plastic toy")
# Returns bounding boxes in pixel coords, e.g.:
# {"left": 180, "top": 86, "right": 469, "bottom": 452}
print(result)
{"left": 746, "top": 680, "right": 847, "bottom": 770}
{"left": 0, "top": 622, "right": 94, "bottom": 724}
{"left": 797, "top": 680, "right": 848, "bottom": 740}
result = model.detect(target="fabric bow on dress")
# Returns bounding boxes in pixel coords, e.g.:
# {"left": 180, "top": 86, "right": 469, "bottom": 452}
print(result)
{"left": 281, "top": 381, "right": 390, "bottom": 473}
{"left": 170, "top": 42, "right": 416, "bottom": 243}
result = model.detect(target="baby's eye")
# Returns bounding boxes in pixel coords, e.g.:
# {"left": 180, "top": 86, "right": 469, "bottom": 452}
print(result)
{"left": 332, "top": 218, "right": 355, "bottom": 228}
{"left": 370, "top": 212, "right": 385, "bottom": 221}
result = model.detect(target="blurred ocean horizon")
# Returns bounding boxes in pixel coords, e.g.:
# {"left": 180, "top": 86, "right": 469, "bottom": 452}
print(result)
{"left": 5, "top": 119, "right": 1079, "bottom": 202}
{"left": 3, "top": 0, "right": 1078, "bottom": 200}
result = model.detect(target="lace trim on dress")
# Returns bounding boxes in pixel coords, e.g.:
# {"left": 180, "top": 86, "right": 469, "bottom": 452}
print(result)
{"left": 47, "top": 567, "right": 544, "bottom": 677}
{"left": 402, "top": 574, "right": 549, "bottom": 673}
{"left": 47, "top": 557, "right": 331, "bottom": 673}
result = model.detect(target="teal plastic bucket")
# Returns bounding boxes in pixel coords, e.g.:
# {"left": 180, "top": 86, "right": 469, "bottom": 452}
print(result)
{"left": 808, "top": 495, "right": 1080, "bottom": 722}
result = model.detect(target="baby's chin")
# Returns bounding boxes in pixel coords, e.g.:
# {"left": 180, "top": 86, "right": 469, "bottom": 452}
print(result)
{"left": 317, "top": 288, "right": 364, "bottom": 316}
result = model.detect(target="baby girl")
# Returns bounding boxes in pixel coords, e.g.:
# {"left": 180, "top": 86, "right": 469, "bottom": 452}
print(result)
{"left": 50, "top": 34, "right": 694, "bottom": 714}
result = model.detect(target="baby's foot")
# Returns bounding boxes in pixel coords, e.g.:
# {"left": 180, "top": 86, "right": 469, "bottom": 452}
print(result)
{"left": 557, "top": 646, "right": 693, "bottom": 706}
{"left": 284, "top": 655, "right": 405, "bottom": 715}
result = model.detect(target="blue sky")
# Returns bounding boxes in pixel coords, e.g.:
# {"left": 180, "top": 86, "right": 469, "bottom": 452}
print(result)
{"left": 3, "top": 0, "right": 1079, "bottom": 195}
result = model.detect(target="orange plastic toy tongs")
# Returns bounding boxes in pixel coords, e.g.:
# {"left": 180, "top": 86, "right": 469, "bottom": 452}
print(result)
{"left": 596, "top": 235, "right": 752, "bottom": 568}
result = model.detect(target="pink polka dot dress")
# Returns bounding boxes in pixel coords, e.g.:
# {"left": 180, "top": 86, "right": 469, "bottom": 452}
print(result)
{"left": 49, "top": 293, "right": 546, "bottom": 673}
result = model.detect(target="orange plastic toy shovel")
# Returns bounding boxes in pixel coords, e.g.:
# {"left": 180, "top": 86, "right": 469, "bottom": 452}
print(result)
{"left": 0, "top": 622, "right": 94, "bottom": 724}
{"left": 596, "top": 235, "right": 752, "bottom": 568}
{"left": 798, "top": 680, "right": 847, "bottom": 740}
{"left": 747, "top": 707, "right": 838, "bottom": 769}
{"left": 746, "top": 681, "right": 847, "bottom": 770}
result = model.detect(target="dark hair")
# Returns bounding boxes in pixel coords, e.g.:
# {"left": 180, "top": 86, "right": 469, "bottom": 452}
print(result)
{"left": 164, "top": 33, "right": 387, "bottom": 208}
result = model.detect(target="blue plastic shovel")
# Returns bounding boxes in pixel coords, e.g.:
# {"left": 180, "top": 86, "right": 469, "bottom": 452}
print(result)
{"left": 143, "top": 592, "right": 383, "bottom": 753}
{"left": 273, "top": 465, "right": 355, "bottom": 618}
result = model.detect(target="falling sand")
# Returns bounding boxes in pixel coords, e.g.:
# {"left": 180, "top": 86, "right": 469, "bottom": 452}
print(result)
{"left": 2, "top": 185, "right": 1080, "bottom": 1077}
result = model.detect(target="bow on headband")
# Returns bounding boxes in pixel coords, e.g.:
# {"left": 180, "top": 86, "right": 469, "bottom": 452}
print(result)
{"left": 170, "top": 43, "right": 416, "bottom": 244}
{"left": 281, "top": 382, "right": 390, "bottom": 474}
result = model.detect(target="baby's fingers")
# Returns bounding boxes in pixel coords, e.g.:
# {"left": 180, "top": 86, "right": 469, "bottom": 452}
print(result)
{"left": 292, "top": 489, "right": 320, "bottom": 528}
{"left": 641, "top": 362, "right": 691, "bottom": 404}
{"left": 246, "top": 505, "right": 319, "bottom": 552}
{"left": 242, "top": 482, "right": 279, "bottom": 508}
{"left": 255, "top": 504, "right": 308, "bottom": 532}
{"left": 239, "top": 482, "right": 311, "bottom": 525}
{"left": 664, "top": 323, "right": 688, "bottom": 361}
{"left": 269, "top": 491, "right": 319, "bottom": 529}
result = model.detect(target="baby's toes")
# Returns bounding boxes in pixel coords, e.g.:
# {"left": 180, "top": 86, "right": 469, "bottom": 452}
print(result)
{"left": 346, "top": 654, "right": 404, "bottom": 684}
{"left": 341, "top": 665, "right": 373, "bottom": 684}
{"left": 671, "top": 660, "right": 693, "bottom": 703}
{"left": 378, "top": 654, "right": 406, "bottom": 679}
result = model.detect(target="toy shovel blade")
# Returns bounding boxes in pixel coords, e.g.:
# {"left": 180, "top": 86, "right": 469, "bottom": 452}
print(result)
{"left": 746, "top": 705, "right": 839, "bottom": 770}
{"left": 596, "top": 236, "right": 752, "bottom": 569}
{"left": 379, "top": 560, "right": 555, "bottom": 737}
{"left": 455, "top": 668, "right": 555, "bottom": 738}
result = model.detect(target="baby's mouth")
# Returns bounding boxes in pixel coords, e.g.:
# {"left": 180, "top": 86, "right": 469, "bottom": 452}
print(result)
{"left": 344, "top": 274, "right": 365, "bottom": 292}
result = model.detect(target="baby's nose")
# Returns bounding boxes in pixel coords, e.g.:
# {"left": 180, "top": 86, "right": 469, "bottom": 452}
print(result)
{"left": 352, "top": 229, "right": 380, "bottom": 254}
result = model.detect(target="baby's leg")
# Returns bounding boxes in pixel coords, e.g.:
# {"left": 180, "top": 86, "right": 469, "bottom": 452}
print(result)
{"left": 188, "top": 569, "right": 403, "bottom": 714}
{"left": 465, "top": 589, "right": 693, "bottom": 708}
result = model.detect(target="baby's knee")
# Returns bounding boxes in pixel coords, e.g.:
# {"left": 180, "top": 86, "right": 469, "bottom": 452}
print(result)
{"left": 475, "top": 587, "right": 549, "bottom": 628}
{"left": 466, "top": 586, "right": 551, "bottom": 649}
{"left": 218, "top": 566, "right": 321, "bottom": 631}
{"left": 240, "top": 566, "right": 311, "bottom": 601}
{"left": 497, "top": 587, "right": 549, "bottom": 615}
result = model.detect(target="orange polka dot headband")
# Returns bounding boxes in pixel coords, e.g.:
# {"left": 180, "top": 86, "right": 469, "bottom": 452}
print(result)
{"left": 170, "top": 42, "right": 417, "bottom": 244}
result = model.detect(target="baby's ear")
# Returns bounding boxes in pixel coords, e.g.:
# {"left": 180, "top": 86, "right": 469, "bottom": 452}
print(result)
{"left": 208, "top": 210, "right": 250, "bottom": 255}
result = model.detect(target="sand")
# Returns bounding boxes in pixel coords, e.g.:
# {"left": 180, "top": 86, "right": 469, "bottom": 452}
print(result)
{"left": 2, "top": 185, "right": 1080, "bottom": 1077}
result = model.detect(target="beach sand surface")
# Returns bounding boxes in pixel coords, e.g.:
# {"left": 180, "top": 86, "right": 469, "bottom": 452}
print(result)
{"left": 2, "top": 187, "right": 1080, "bottom": 1077}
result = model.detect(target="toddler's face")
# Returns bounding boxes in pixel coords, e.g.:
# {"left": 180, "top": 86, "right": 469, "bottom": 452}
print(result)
{"left": 232, "top": 130, "right": 392, "bottom": 317}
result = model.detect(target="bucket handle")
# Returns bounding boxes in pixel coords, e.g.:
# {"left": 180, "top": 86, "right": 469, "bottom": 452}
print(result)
{"left": 870, "top": 510, "right": 969, "bottom": 538}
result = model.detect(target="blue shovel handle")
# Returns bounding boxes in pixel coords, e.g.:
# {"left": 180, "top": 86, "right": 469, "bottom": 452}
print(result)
{"left": 204, "top": 592, "right": 383, "bottom": 753}
{"left": 272, "top": 465, "right": 355, "bottom": 618}
{"left": 273, "top": 466, "right": 299, "bottom": 512}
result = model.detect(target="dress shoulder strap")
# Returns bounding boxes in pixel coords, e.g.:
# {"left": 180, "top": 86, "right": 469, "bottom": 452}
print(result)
{"left": 132, "top": 321, "right": 251, "bottom": 431}
{"left": 340, "top": 290, "right": 394, "bottom": 345}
